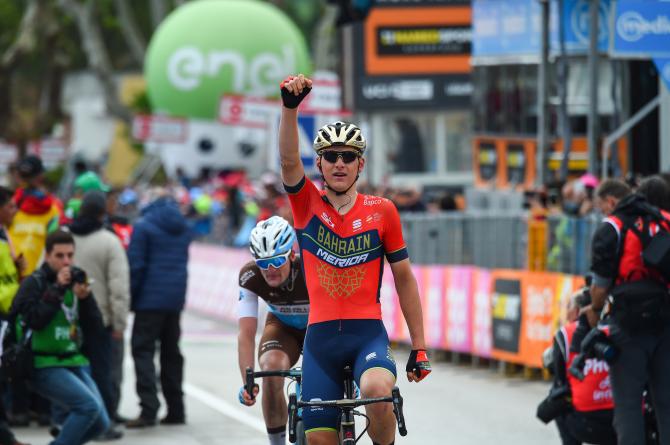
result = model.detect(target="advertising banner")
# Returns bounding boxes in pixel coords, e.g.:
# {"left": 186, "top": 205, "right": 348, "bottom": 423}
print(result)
{"left": 471, "top": 268, "right": 493, "bottom": 358}
{"left": 521, "top": 273, "right": 559, "bottom": 368}
{"left": 381, "top": 264, "right": 402, "bottom": 341}
{"left": 612, "top": 0, "right": 670, "bottom": 58}
{"left": 345, "top": 1, "right": 473, "bottom": 111}
{"left": 186, "top": 243, "right": 253, "bottom": 322}
{"left": 424, "top": 267, "right": 447, "bottom": 349}
{"left": 472, "top": 0, "right": 610, "bottom": 59}
{"left": 490, "top": 271, "right": 524, "bottom": 363}
{"left": 445, "top": 266, "right": 473, "bottom": 353}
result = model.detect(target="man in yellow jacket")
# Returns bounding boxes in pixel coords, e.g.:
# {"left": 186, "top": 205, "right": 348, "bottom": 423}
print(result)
{"left": 0, "top": 184, "right": 30, "bottom": 445}
{"left": 8, "top": 155, "right": 60, "bottom": 276}
{"left": 0, "top": 186, "right": 22, "bottom": 314}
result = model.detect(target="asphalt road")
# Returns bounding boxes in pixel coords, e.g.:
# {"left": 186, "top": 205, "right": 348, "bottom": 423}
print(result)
{"left": 16, "top": 311, "right": 560, "bottom": 445}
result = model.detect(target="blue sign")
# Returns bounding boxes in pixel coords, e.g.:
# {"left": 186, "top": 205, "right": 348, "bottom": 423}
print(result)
{"left": 613, "top": 0, "right": 670, "bottom": 57}
{"left": 472, "top": 0, "right": 610, "bottom": 58}
{"left": 298, "top": 115, "right": 315, "bottom": 170}
{"left": 654, "top": 58, "right": 670, "bottom": 91}
{"left": 562, "top": 0, "right": 610, "bottom": 52}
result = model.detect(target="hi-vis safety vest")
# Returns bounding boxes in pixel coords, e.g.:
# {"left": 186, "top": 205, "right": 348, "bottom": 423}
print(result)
{"left": 562, "top": 321, "right": 614, "bottom": 412}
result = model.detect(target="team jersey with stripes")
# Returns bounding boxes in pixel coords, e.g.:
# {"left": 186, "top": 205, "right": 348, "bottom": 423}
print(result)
{"left": 285, "top": 176, "right": 408, "bottom": 325}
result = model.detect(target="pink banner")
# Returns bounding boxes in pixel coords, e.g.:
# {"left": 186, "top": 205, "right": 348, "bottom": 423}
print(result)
{"left": 186, "top": 243, "right": 253, "bottom": 322}
{"left": 424, "top": 267, "right": 446, "bottom": 349}
{"left": 445, "top": 266, "right": 473, "bottom": 353}
{"left": 380, "top": 265, "right": 401, "bottom": 341}
{"left": 471, "top": 268, "right": 493, "bottom": 358}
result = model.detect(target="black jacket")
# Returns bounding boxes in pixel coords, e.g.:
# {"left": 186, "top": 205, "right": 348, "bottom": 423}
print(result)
{"left": 10, "top": 263, "right": 105, "bottom": 348}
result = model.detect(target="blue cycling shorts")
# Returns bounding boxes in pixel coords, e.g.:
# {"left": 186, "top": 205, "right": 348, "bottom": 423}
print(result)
{"left": 300, "top": 319, "right": 397, "bottom": 433}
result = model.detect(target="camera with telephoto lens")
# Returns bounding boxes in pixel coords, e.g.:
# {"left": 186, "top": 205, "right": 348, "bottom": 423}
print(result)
{"left": 536, "top": 385, "right": 571, "bottom": 424}
{"left": 569, "top": 325, "right": 618, "bottom": 381}
{"left": 70, "top": 266, "right": 88, "bottom": 286}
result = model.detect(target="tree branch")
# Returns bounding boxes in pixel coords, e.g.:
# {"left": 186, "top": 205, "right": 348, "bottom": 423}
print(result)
{"left": 113, "top": 0, "right": 146, "bottom": 66}
{"left": 57, "top": 0, "right": 132, "bottom": 124}
{"left": 2, "top": 0, "right": 43, "bottom": 69}
{"left": 150, "top": 0, "right": 168, "bottom": 29}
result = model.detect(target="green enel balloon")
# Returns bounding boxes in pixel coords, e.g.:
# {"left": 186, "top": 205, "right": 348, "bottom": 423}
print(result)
{"left": 145, "top": 0, "right": 312, "bottom": 119}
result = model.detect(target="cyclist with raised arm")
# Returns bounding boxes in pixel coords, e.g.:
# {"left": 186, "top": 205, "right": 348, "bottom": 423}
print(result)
{"left": 278, "top": 74, "right": 431, "bottom": 445}
{"left": 238, "top": 216, "right": 310, "bottom": 445}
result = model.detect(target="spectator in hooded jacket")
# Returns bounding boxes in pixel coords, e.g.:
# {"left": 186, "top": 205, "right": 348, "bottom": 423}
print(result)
{"left": 69, "top": 191, "right": 130, "bottom": 438}
{"left": 8, "top": 155, "right": 60, "bottom": 276}
{"left": 126, "top": 190, "right": 192, "bottom": 428}
{"left": 7, "top": 155, "right": 58, "bottom": 427}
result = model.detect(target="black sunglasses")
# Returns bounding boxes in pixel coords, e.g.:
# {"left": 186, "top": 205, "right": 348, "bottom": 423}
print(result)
{"left": 321, "top": 151, "right": 360, "bottom": 164}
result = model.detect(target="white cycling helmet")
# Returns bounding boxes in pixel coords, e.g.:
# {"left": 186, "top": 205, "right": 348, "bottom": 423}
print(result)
{"left": 249, "top": 216, "right": 296, "bottom": 259}
{"left": 313, "top": 121, "right": 366, "bottom": 155}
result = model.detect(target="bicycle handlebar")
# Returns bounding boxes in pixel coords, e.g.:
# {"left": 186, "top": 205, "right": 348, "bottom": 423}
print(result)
{"left": 245, "top": 367, "right": 302, "bottom": 401}
{"left": 289, "top": 386, "right": 408, "bottom": 439}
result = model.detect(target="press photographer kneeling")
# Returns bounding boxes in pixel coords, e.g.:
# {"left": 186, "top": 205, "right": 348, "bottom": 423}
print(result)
{"left": 9, "top": 229, "right": 109, "bottom": 445}
{"left": 538, "top": 287, "right": 617, "bottom": 445}
{"left": 586, "top": 178, "right": 670, "bottom": 445}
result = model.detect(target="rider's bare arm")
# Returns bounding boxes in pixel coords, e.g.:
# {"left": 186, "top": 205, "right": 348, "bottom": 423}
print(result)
{"left": 279, "top": 74, "right": 312, "bottom": 187}
{"left": 238, "top": 317, "right": 258, "bottom": 381}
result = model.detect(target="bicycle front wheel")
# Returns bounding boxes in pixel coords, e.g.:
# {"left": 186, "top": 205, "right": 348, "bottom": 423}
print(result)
{"left": 296, "top": 419, "right": 306, "bottom": 445}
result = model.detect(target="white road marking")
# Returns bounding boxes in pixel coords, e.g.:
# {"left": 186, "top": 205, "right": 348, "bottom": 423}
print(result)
{"left": 182, "top": 382, "right": 266, "bottom": 434}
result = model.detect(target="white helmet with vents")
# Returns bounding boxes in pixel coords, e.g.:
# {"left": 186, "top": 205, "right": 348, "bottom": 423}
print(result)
{"left": 249, "top": 216, "right": 296, "bottom": 259}
{"left": 313, "top": 121, "right": 366, "bottom": 154}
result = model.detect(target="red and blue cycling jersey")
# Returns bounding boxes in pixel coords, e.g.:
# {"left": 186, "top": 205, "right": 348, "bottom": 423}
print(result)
{"left": 285, "top": 176, "right": 408, "bottom": 325}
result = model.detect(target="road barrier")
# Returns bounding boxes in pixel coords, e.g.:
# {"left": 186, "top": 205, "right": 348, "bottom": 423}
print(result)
{"left": 186, "top": 243, "right": 584, "bottom": 369}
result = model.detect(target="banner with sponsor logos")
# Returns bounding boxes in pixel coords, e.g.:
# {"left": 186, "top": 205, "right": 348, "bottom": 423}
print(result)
{"left": 444, "top": 266, "right": 473, "bottom": 353}
{"left": 343, "top": 1, "right": 472, "bottom": 111}
{"left": 612, "top": 0, "right": 670, "bottom": 58}
{"left": 471, "top": 268, "right": 493, "bottom": 358}
{"left": 186, "top": 244, "right": 582, "bottom": 368}
{"left": 472, "top": 0, "right": 611, "bottom": 59}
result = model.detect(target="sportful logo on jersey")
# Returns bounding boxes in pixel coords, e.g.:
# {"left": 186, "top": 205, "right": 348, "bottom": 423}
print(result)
{"left": 365, "top": 352, "right": 377, "bottom": 361}
{"left": 352, "top": 219, "right": 362, "bottom": 232}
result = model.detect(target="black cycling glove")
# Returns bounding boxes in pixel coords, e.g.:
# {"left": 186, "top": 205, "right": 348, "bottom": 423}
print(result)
{"left": 406, "top": 349, "right": 432, "bottom": 381}
{"left": 280, "top": 76, "right": 311, "bottom": 109}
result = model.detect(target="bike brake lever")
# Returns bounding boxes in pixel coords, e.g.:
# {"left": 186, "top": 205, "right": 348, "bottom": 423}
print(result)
{"left": 392, "top": 387, "right": 407, "bottom": 436}
{"left": 288, "top": 393, "right": 298, "bottom": 443}
{"left": 245, "top": 368, "right": 256, "bottom": 401}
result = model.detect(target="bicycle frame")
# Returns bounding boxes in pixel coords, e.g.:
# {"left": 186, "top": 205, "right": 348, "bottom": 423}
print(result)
{"left": 288, "top": 366, "right": 407, "bottom": 444}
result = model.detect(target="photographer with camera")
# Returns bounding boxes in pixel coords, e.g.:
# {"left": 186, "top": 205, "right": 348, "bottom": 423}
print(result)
{"left": 538, "top": 289, "right": 617, "bottom": 445}
{"left": 9, "top": 229, "right": 109, "bottom": 445}
{"left": 586, "top": 179, "right": 670, "bottom": 445}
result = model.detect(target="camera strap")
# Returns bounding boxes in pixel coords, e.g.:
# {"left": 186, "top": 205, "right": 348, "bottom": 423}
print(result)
{"left": 61, "top": 294, "right": 78, "bottom": 326}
